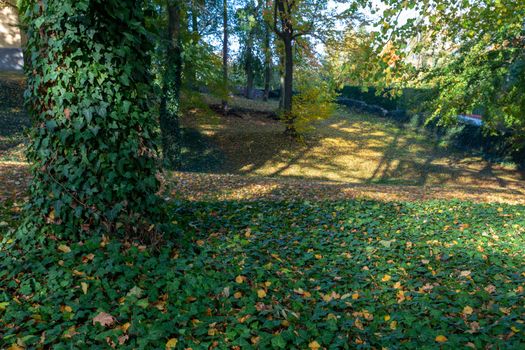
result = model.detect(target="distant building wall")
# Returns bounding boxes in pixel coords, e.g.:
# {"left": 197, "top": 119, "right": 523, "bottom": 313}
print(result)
{"left": 0, "top": 5, "right": 23, "bottom": 71}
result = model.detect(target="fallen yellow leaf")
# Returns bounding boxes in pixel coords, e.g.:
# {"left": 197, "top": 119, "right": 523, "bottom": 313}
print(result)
{"left": 257, "top": 289, "right": 266, "bottom": 298}
{"left": 235, "top": 275, "right": 244, "bottom": 283}
{"left": 381, "top": 274, "right": 391, "bottom": 282}
{"left": 58, "top": 244, "right": 71, "bottom": 253}
{"left": 62, "top": 305, "right": 72, "bottom": 313}
{"left": 354, "top": 318, "right": 364, "bottom": 330}
{"left": 463, "top": 305, "right": 474, "bottom": 315}
{"left": 308, "top": 340, "right": 321, "bottom": 350}
{"left": 234, "top": 291, "right": 242, "bottom": 299}
{"left": 166, "top": 338, "right": 178, "bottom": 349}
{"left": 435, "top": 335, "right": 448, "bottom": 343}
{"left": 351, "top": 293, "right": 359, "bottom": 300}
{"left": 7, "top": 344, "right": 24, "bottom": 350}
{"left": 120, "top": 322, "right": 131, "bottom": 332}
{"left": 81, "top": 282, "right": 89, "bottom": 295}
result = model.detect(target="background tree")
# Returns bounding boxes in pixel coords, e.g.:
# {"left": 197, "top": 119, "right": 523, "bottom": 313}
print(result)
{"left": 20, "top": 0, "right": 162, "bottom": 237}
{"left": 221, "top": 0, "right": 229, "bottom": 111}
{"left": 159, "top": 0, "right": 183, "bottom": 169}
{"left": 267, "top": 0, "right": 362, "bottom": 134}
{"left": 380, "top": 0, "right": 525, "bottom": 153}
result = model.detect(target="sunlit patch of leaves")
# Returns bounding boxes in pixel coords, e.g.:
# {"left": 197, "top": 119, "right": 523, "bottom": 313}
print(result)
{"left": 1, "top": 199, "right": 525, "bottom": 348}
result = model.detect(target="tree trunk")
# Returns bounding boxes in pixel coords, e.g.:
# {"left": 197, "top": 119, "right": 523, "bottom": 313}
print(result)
{"left": 278, "top": 50, "right": 285, "bottom": 110}
{"left": 160, "top": 0, "right": 183, "bottom": 169}
{"left": 22, "top": 0, "right": 161, "bottom": 236}
{"left": 283, "top": 35, "right": 293, "bottom": 116}
{"left": 221, "top": 0, "right": 229, "bottom": 112}
{"left": 187, "top": 0, "right": 200, "bottom": 88}
{"left": 263, "top": 25, "right": 271, "bottom": 101}
{"left": 245, "top": 32, "right": 254, "bottom": 99}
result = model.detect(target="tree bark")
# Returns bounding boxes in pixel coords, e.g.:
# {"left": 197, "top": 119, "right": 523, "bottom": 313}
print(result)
{"left": 263, "top": 24, "right": 271, "bottom": 101}
{"left": 278, "top": 50, "right": 284, "bottom": 111}
{"left": 221, "top": 0, "right": 229, "bottom": 112}
{"left": 283, "top": 34, "right": 293, "bottom": 115}
{"left": 187, "top": 0, "right": 200, "bottom": 88}
{"left": 274, "top": 0, "right": 295, "bottom": 134}
{"left": 160, "top": 0, "right": 182, "bottom": 169}
{"left": 245, "top": 32, "right": 255, "bottom": 99}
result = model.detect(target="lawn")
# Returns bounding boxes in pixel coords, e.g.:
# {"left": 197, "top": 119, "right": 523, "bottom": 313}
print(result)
{"left": 1, "top": 199, "right": 524, "bottom": 348}
{"left": 182, "top": 96, "right": 524, "bottom": 190}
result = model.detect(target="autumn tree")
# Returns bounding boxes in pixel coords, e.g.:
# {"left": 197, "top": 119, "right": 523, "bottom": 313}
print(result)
{"left": 381, "top": 0, "right": 525, "bottom": 151}
{"left": 20, "top": 0, "right": 162, "bottom": 237}
{"left": 268, "top": 0, "right": 361, "bottom": 134}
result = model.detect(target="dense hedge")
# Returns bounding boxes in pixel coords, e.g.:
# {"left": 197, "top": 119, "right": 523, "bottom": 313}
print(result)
{"left": 339, "top": 86, "right": 525, "bottom": 166}
{"left": 21, "top": 0, "right": 162, "bottom": 237}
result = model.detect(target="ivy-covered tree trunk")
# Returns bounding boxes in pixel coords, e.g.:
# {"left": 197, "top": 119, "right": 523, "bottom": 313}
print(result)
{"left": 160, "top": 0, "right": 182, "bottom": 169}
{"left": 22, "top": 0, "right": 162, "bottom": 237}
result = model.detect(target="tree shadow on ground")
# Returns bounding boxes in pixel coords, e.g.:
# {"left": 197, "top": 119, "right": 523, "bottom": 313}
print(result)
{"left": 181, "top": 107, "right": 525, "bottom": 191}
{"left": 179, "top": 127, "right": 227, "bottom": 173}
{"left": 0, "top": 74, "right": 29, "bottom": 161}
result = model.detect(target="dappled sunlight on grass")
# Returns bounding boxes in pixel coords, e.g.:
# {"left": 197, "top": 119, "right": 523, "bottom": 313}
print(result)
{"left": 181, "top": 100, "right": 525, "bottom": 194}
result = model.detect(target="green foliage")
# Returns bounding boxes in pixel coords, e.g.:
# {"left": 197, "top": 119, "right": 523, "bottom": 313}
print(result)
{"left": 379, "top": 0, "right": 525, "bottom": 155}
{"left": 326, "top": 28, "right": 390, "bottom": 88}
{"left": 20, "top": 0, "right": 162, "bottom": 237}
{"left": 1, "top": 199, "right": 525, "bottom": 348}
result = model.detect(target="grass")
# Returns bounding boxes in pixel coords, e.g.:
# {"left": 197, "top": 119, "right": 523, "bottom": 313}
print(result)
{"left": 182, "top": 101, "right": 524, "bottom": 188}
{"left": 1, "top": 199, "right": 525, "bottom": 348}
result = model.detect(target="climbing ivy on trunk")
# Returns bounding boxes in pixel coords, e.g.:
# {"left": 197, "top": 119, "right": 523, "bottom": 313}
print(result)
{"left": 20, "top": 0, "right": 162, "bottom": 238}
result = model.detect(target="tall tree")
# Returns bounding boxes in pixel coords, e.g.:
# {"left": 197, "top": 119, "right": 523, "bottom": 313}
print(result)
{"left": 221, "top": 0, "right": 229, "bottom": 111}
{"left": 263, "top": 14, "right": 272, "bottom": 101}
{"left": 268, "top": 0, "right": 358, "bottom": 134}
{"left": 236, "top": 0, "right": 262, "bottom": 99}
{"left": 160, "top": 0, "right": 183, "bottom": 169}
{"left": 20, "top": 0, "right": 162, "bottom": 237}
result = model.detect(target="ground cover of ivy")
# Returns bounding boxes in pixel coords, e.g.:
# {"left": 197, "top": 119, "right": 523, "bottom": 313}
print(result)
{"left": 1, "top": 199, "right": 524, "bottom": 349}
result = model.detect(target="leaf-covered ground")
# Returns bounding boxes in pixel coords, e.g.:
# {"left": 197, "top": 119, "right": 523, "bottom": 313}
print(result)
{"left": 1, "top": 74, "right": 524, "bottom": 349}
{"left": 1, "top": 199, "right": 525, "bottom": 349}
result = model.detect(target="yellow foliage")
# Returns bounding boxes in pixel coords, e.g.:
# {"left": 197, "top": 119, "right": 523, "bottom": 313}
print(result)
{"left": 288, "top": 69, "right": 336, "bottom": 134}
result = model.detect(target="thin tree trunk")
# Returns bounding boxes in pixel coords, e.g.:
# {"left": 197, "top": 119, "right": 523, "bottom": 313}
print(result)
{"left": 221, "top": 0, "right": 229, "bottom": 112}
{"left": 263, "top": 24, "right": 271, "bottom": 101}
{"left": 278, "top": 49, "right": 284, "bottom": 110}
{"left": 245, "top": 32, "right": 254, "bottom": 99}
{"left": 283, "top": 35, "right": 293, "bottom": 115}
{"left": 187, "top": 0, "right": 199, "bottom": 88}
{"left": 160, "top": 0, "right": 182, "bottom": 169}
